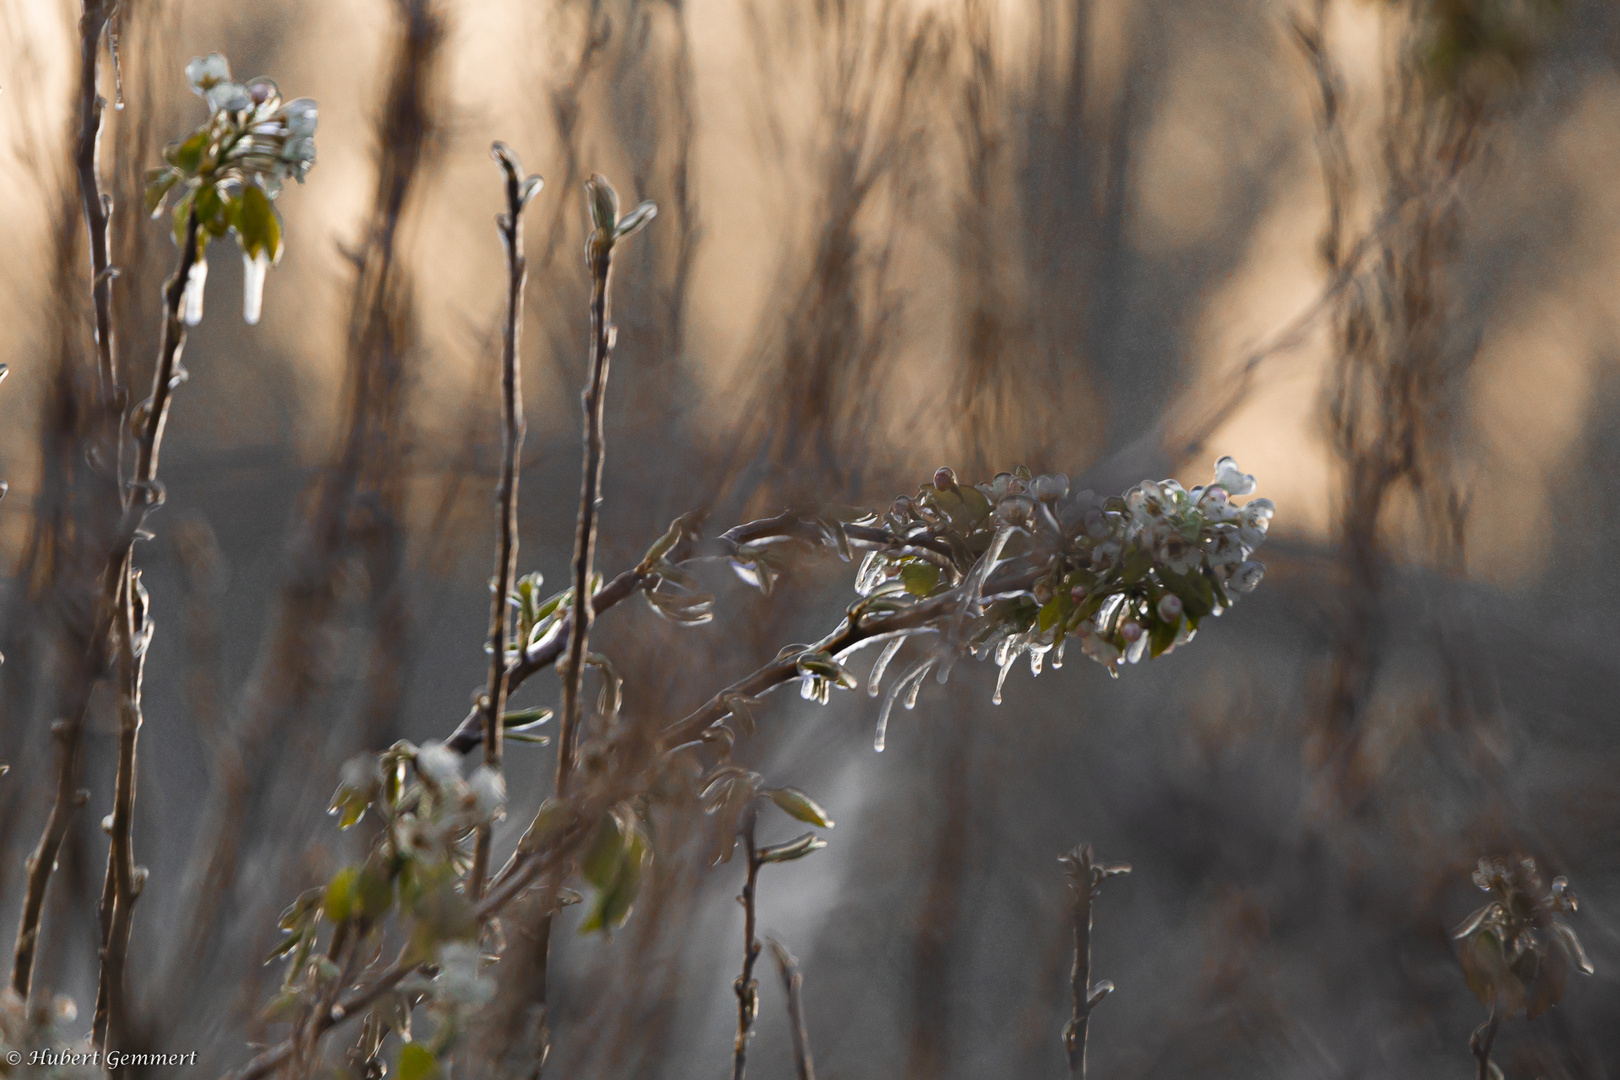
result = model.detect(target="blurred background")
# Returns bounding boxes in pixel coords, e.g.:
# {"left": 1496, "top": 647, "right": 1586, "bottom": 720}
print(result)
{"left": 1, "top": 0, "right": 1618, "bottom": 1074}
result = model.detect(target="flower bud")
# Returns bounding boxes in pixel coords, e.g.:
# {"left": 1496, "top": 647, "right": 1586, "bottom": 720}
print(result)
{"left": 933, "top": 466, "right": 957, "bottom": 491}
{"left": 586, "top": 174, "right": 619, "bottom": 235}
{"left": 1120, "top": 621, "right": 1143, "bottom": 643}
{"left": 1156, "top": 594, "right": 1183, "bottom": 622}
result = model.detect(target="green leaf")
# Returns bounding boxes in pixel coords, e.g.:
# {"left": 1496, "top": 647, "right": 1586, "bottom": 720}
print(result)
{"left": 145, "top": 169, "right": 181, "bottom": 217}
{"left": 579, "top": 827, "right": 648, "bottom": 933}
{"left": 581, "top": 814, "right": 626, "bottom": 889}
{"left": 757, "top": 832, "right": 827, "bottom": 864}
{"left": 171, "top": 188, "right": 196, "bottom": 246}
{"left": 503, "top": 706, "right": 553, "bottom": 731}
{"left": 164, "top": 129, "right": 209, "bottom": 173}
{"left": 236, "top": 182, "right": 283, "bottom": 261}
{"left": 1149, "top": 615, "right": 1180, "bottom": 659}
{"left": 1038, "top": 591, "right": 1072, "bottom": 633}
{"left": 795, "top": 652, "right": 856, "bottom": 689}
{"left": 324, "top": 867, "right": 358, "bottom": 925}
{"left": 900, "top": 562, "right": 941, "bottom": 597}
{"left": 766, "top": 787, "right": 834, "bottom": 828}
{"left": 396, "top": 1043, "right": 440, "bottom": 1080}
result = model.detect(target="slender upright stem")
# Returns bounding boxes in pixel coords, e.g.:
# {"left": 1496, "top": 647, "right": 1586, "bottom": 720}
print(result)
{"left": 767, "top": 937, "right": 817, "bottom": 1080}
{"left": 1060, "top": 844, "right": 1128, "bottom": 1080}
{"left": 470, "top": 145, "right": 532, "bottom": 901}
{"left": 1066, "top": 864, "right": 1095, "bottom": 1080}
{"left": 557, "top": 226, "right": 616, "bottom": 791}
{"left": 92, "top": 205, "right": 201, "bottom": 1047}
{"left": 1472, "top": 1007, "right": 1500, "bottom": 1080}
{"left": 11, "top": 2, "right": 118, "bottom": 1003}
{"left": 734, "top": 812, "right": 763, "bottom": 1080}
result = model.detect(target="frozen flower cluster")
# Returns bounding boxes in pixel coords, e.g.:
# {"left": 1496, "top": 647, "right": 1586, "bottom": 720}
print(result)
{"left": 1454, "top": 855, "right": 1592, "bottom": 1019}
{"left": 826, "top": 458, "right": 1274, "bottom": 748}
{"left": 145, "top": 53, "right": 318, "bottom": 325}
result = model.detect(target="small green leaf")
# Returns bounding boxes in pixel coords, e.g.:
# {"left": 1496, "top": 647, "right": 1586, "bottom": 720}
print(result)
{"left": 757, "top": 831, "right": 826, "bottom": 864}
{"left": 357, "top": 863, "right": 394, "bottom": 921}
{"left": 900, "top": 562, "right": 942, "bottom": 597}
{"left": 396, "top": 1043, "right": 440, "bottom": 1080}
{"left": 236, "top": 182, "right": 283, "bottom": 261}
{"left": 1149, "top": 615, "right": 1179, "bottom": 658}
{"left": 766, "top": 787, "right": 834, "bottom": 828}
{"left": 164, "top": 129, "right": 209, "bottom": 173}
{"left": 503, "top": 706, "right": 553, "bottom": 731}
{"left": 581, "top": 814, "right": 626, "bottom": 889}
{"left": 324, "top": 867, "right": 358, "bottom": 925}
{"left": 145, "top": 169, "right": 181, "bottom": 217}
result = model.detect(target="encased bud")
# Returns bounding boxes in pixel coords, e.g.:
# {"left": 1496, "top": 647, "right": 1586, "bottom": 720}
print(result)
{"left": 934, "top": 466, "right": 958, "bottom": 491}
{"left": 586, "top": 174, "right": 619, "bottom": 236}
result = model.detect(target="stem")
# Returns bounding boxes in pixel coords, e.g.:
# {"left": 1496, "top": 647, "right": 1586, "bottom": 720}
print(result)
{"left": 1472, "top": 1007, "right": 1500, "bottom": 1080}
{"left": 656, "top": 564, "right": 1043, "bottom": 752}
{"left": 767, "top": 937, "right": 817, "bottom": 1080}
{"left": 1066, "top": 862, "right": 1094, "bottom": 1080}
{"left": 557, "top": 226, "right": 617, "bottom": 790}
{"left": 734, "top": 812, "right": 762, "bottom": 1080}
{"left": 92, "top": 205, "right": 201, "bottom": 1046}
{"left": 11, "top": 2, "right": 125, "bottom": 1003}
{"left": 470, "top": 145, "right": 531, "bottom": 901}
{"left": 1059, "top": 844, "right": 1126, "bottom": 1080}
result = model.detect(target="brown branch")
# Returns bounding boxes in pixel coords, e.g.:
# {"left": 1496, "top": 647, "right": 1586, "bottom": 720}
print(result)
{"left": 766, "top": 937, "right": 817, "bottom": 1080}
{"left": 470, "top": 144, "right": 534, "bottom": 901}
{"left": 1471, "top": 1008, "right": 1500, "bottom": 1080}
{"left": 1059, "top": 844, "right": 1128, "bottom": 1080}
{"left": 733, "top": 811, "right": 762, "bottom": 1080}
{"left": 91, "top": 204, "right": 202, "bottom": 1047}
{"left": 557, "top": 186, "right": 622, "bottom": 793}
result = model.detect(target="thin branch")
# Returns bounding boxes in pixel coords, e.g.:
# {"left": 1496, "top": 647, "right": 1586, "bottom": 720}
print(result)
{"left": 656, "top": 564, "right": 1042, "bottom": 753}
{"left": 1471, "top": 1007, "right": 1500, "bottom": 1080}
{"left": 470, "top": 144, "right": 535, "bottom": 901}
{"left": 557, "top": 184, "right": 622, "bottom": 793}
{"left": 1059, "top": 844, "right": 1129, "bottom": 1080}
{"left": 733, "top": 811, "right": 762, "bottom": 1080}
{"left": 766, "top": 937, "right": 817, "bottom": 1080}
{"left": 92, "top": 204, "right": 202, "bottom": 1047}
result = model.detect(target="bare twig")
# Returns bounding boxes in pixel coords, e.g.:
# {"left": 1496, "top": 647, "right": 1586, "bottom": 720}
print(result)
{"left": 1471, "top": 1008, "right": 1500, "bottom": 1080}
{"left": 766, "top": 937, "right": 817, "bottom": 1080}
{"left": 558, "top": 178, "right": 628, "bottom": 791}
{"left": 10, "top": 0, "right": 121, "bottom": 1006}
{"left": 655, "top": 563, "right": 1042, "bottom": 753}
{"left": 91, "top": 203, "right": 202, "bottom": 1047}
{"left": 470, "top": 143, "right": 537, "bottom": 901}
{"left": 733, "top": 811, "right": 762, "bottom": 1080}
{"left": 1059, "top": 844, "right": 1129, "bottom": 1080}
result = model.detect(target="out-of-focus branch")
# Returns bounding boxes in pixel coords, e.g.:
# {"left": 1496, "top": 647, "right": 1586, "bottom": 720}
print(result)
{"left": 470, "top": 143, "right": 537, "bottom": 900}
{"left": 92, "top": 205, "right": 202, "bottom": 1047}
{"left": 733, "top": 811, "right": 762, "bottom": 1080}
{"left": 767, "top": 937, "right": 817, "bottom": 1080}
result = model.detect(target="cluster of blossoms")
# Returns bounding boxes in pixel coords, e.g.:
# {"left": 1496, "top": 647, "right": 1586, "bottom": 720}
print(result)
{"left": 1454, "top": 856, "right": 1593, "bottom": 1019}
{"left": 145, "top": 53, "right": 318, "bottom": 325}
{"left": 830, "top": 458, "right": 1272, "bottom": 747}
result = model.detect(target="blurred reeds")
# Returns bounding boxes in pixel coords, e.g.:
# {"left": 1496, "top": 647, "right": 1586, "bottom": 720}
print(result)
{"left": 0, "top": 0, "right": 1617, "bottom": 1076}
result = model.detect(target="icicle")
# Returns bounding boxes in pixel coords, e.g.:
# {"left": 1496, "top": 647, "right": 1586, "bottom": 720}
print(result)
{"left": 868, "top": 637, "right": 905, "bottom": 698}
{"left": 855, "top": 549, "right": 885, "bottom": 595}
{"left": 182, "top": 257, "right": 208, "bottom": 326}
{"left": 903, "top": 658, "right": 935, "bottom": 710}
{"left": 242, "top": 250, "right": 269, "bottom": 324}
{"left": 992, "top": 651, "right": 1017, "bottom": 705}
{"left": 875, "top": 656, "right": 933, "bottom": 752}
{"left": 995, "top": 636, "right": 1015, "bottom": 668}
{"left": 1052, "top": 638, "right": 1065, "bottom": 669}
{"left": 1028, "top": 646, "right": 1044, "bottom": 677}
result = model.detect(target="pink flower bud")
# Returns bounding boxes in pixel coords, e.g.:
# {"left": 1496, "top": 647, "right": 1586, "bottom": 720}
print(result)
{"left": 934, "top": 466, "right": 958, "bottom": 491}
{"left": 1120, "top": 621, "right": 1143, "bottom": 643}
